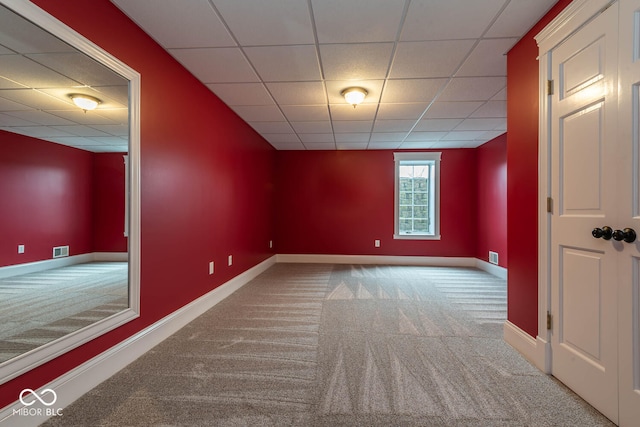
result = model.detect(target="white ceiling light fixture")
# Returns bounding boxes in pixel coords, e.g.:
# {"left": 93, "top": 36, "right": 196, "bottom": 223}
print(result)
{"left": 69, "top": 94, "right": 101, "bottom": 111}
{"left": 341, "top": 87, "right": 367, "bottom": 108}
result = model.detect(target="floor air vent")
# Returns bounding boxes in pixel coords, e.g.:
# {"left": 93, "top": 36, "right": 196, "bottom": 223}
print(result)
{"left": 53, "top": 245, "right": 69, "bottom": 258}
{"left": 489, "top": 251, "right": 499, "bottom": 265}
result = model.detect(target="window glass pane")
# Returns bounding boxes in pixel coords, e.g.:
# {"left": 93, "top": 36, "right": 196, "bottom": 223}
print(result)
{"left": 413, "top": 219, "right": 429, "bottom": 232}
{"left": 399, "top": 205, "right": 413, "bottom": 218}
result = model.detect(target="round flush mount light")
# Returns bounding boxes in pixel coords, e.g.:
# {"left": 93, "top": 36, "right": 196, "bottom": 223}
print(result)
{"left": 69, "top": 94, "right": 101, "bottom": 111}
{"left": 341, "top": 87, "right": 367, "bottom": 108}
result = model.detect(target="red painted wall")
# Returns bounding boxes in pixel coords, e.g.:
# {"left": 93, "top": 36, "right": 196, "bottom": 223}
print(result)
{"left": 92, "top": 153, "right": 127, "bottom": 253}
{"left": 0, "top": 130, "right": 93, "bottom": 267}
{"left": 1, "top": 0, "right": 275, "bottom": 408}
{"left": 506, "top": 0, "right": 572, "bottom": 337}
{"left": 476, "top": 134, "right": 507, "bottom": 267}
{"left": 274, "top": 149, "right": 477, "bottom": 258}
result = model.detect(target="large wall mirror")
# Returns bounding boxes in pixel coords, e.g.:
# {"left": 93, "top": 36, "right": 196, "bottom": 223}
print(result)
{"left": 0, "top": 0, "right": 140, "bottom": 384}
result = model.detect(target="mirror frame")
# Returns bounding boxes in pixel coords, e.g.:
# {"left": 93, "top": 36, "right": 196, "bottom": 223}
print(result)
{"left": 0, "top": 0, "right": 140, "bottom": 384}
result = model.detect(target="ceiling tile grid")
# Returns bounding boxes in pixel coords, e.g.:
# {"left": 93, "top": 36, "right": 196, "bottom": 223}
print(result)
{"left": 111, "top": 0, "right": 559, "bottom": 150}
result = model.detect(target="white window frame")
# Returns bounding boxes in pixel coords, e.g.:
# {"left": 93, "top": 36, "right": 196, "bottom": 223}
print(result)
{"left": 394, "top": 152, "right": 441, "bottom": 240}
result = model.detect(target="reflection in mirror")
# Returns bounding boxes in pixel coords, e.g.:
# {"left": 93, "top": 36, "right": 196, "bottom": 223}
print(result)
{"left": 0, "top": 0, "right": 140, "bottom": 384}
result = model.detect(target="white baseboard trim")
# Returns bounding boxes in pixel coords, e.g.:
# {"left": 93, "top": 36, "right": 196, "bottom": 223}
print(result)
{"left": 475, "top": 259, "right": 507, "bottom": 280}
{"left": 277, "top": 253, "right": 477, "bottom": 267}
{"left": 0, "top": 252, "right": 128, "bottom": 279}
{"left": 276, "top": 254, "right": 508, "bottom": 279}
{"left": 93, "top": 252, "right": 128, "bottom": 262}
{"left": 0, "top": 255, "right": 276, "bottom": 427}
{"left": 503, "top": 320, "right": 550, "bottom": 373}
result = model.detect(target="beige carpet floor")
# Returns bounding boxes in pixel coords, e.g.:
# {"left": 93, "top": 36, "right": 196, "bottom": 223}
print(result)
{"left": 42, "top": 263, "right": 613, "bottom": 426}
{"left": 0, "top": 262, "right": 128, "bottom": 363}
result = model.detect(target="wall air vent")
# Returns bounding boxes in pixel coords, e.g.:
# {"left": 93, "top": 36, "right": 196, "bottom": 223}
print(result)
{"left": 489, "top": 251, "right": 499, "bottom": 265}
{"left": 53, "top": 245, "right": 69, "bottom": 258}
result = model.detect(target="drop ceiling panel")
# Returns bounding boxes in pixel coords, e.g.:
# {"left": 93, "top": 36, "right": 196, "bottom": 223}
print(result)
{"left": 1, "top": 55, "right": 79, "bottom": 88}
{"left": 414, "top": 118, "right": 463, "bottom": 132}
{"left": 320, "top": 43, "right": 394, "bottom": 81}
{"left": 27, "top": 52, "right": 130, "bottom": 87}
{"left": 337, "top": 142, "right": 368, "bottom": 150}
{"left": 329, "top": 104, "right": 378, "bottom": 121}
{"left": 370, "top": 132, "right": 407, "bottom": 142}
{"left": 0, "top": 11, "right": 75, "bottom": 54}
{"left": 10, "top": 125, "right": 74, "bottom": 138}
{"left": 404, "top": 131, "right": 447, "bottom": 142}
{"left": 335, "top": 133, "right": 370, "bottom": 143}
{"left": 389, "top": 40, "right": 475, "bottom": 79}
{"left": 266, "top": 81, "right": 326, "bottom": 105}
{"left": 401, "top": 0, "right": 506, "bottom": 41}
{"left": 213, "top": 0, "right": 314, "bottom": 46}
{"left": 0, "top": 75, "right": 27, "bottom": 89}
{"left": 438, "top": 77, "right": 506, "bottom": 102}
{"left": 456, "top": 38, "right": 518, "bottom": 77}
{"left": 280, "top": 105, "right": 329, "bottom": 122}
{"left": 244, "top": 45, "right": 321, "bottom": 82}
{"left": 455, "top": 118, "right": 506, "bottom": 131}
{"left": 299, "top": 133, "right": 335, "bottom": 143}
{"left": 263, "top": 133, "right": 301, "bottom": 144}
{"left": 206, "top": 83, "right": 274, "bottom": 106}
{"left": 169, "top": 47, "right": 259, "bottom": 83}
{"left": 423, "top": 102, "right": 484, "bottom": 119}
{"left": 290, "top": 121, "right": 333, "bottom": 134}
{"left": 470, "top": 100, "right": 507, "bottom": 118}
{"left": 312, "top": 0, "right": 405, "bottom": 44}
{"left": 305, "top": 142, "right": 336, "bottom": 150}
{"left": 248, "top": 121, "right": 294, "bottom": 134}
{"left": 376, "top": 103, "right": 428, "bottom": 121}
{"left": 372, "top": 120, "right": 416, "bottom": 132}
{"left": 485, "top": 0, "right": 558, "bottom": 38}
{"left": 112, "top": 0, "right": 235, "bottom": 48}
{"left": 332, "top": 121, "right": 373, "bottom": 133}
{"left": 380, "top": 78, "right": 448, "bottom": 103}
{"left": 368, "top": 141, "right": 402, "bottom": 150}
{"left": 0, "top": 88, "right": 73, "bottom": 110}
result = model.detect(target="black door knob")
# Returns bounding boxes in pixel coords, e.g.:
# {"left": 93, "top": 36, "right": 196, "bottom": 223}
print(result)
{"left": 612, "top": 228, "right": 637, "bottom": 243}
{"left": 592, "top": 226, "right": 613, "bottom": 240}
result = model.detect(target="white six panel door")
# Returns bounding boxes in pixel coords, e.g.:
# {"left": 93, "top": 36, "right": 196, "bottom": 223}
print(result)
{"left": 549, "top": 3, "right": 619, "bottom": 423}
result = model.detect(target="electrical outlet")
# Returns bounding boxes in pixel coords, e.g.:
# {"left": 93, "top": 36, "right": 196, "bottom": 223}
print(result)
{"left": 228, "top": 255, "right": 233, "bottom": 266}
{"left": 374, "top": 240, "right": 380, "bottom": 247}
{"left": 18, "top": 244, "right": 25, "bottom": 254}
{"left": 269, "top": 240, "right": 273, "bottom": 249}
{"left": 209, "top": 261, "right": 214, "bottom": 275}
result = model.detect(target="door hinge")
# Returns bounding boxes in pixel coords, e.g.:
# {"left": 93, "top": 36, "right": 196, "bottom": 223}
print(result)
{"left": 547, "top": 197, "right": 553, "bottom": 213}
{"left": 547, "top": 79, "right": 554, "bottom": 95}
{"left": 546, "top": 311, "right": 553, "bottom": 330}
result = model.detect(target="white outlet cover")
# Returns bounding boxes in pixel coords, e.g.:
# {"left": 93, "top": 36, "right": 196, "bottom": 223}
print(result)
{"left": 18, "top": 245, "right": 25, "bottom": 254}
{"left": 374, "top": 240, "right": 380, "bottom": 247}
{"left": 209, "top": 261, "right": 214, "bottom": 275}
{"left": 228, "top": 255, "right": 233, "bottom": 266}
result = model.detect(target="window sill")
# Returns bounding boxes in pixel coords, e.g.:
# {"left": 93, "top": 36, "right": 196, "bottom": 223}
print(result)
{"left": 394, "top": 233, "right": 441, "bottom": 241}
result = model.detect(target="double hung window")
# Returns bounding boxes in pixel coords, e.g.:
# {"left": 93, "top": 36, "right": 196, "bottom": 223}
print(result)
{"left": 394, "top": 152, "right": 441, "bottom": 240}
